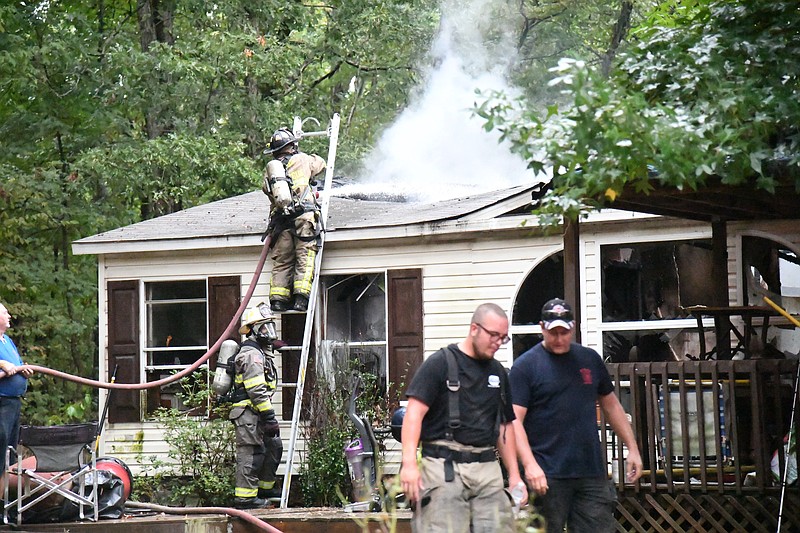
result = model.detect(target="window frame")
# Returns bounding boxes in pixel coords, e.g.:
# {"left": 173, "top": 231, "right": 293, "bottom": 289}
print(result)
{"left": 320, "top": 271, "right": 389, "bottom": 394}
{"left": 592, "top": 230, "right": 716, "bottom": 362}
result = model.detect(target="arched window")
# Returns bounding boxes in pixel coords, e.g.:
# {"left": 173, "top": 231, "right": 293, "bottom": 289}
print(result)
{"left": 510, "top": 251, "right": 564, "bottom": 358}
{"left": 742, "top": 235, "right": 800, "bottom": 358}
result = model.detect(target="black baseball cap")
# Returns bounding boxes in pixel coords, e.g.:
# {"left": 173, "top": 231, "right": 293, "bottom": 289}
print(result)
{"left": 541, "top": 298, "right": 575, "bottom": 330}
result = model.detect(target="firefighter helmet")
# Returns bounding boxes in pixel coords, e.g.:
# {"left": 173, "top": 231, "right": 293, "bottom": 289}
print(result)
{"left": 265, "top": 128, "right": 298, "bottom": 155}
{"left": 239, "top": 302, "right": 277, "bottom": 341}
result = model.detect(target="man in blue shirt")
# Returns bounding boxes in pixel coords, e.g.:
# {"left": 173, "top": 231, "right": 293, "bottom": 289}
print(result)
{"left": 0, "top": 302, "right": 34, "bottom": 465}
{"left": 509, "top": 298, "right": 642, "bottom": 533}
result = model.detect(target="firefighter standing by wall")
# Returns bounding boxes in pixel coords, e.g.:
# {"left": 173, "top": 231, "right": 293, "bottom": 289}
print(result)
{"left": 229, "top": 303, "right": 284, "bottom": 509}
{"left": 263, "top": 128, "right": 327, "bottom": 313}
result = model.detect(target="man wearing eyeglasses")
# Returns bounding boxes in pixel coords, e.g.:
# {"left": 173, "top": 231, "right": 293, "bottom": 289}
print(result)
{"left": 509, "top": 298, "right": 642, "bottom": 533}
{"left": 401, "top": 302, "right": 526, "bottom": 533}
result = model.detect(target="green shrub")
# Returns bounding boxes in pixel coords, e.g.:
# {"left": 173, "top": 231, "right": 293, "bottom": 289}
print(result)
{"left": 300, "top": 365, "right": 397, "bottom": 507}
{"left": 134, "top": 371, "right": 235, "bottom": 507}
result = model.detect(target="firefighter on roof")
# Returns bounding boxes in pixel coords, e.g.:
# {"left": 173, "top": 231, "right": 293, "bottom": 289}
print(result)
{"left": 229, "top": 303, "right": 284, "bottom": 509}
{"left": 262, "top": 127, "right": 326, "bottom": 313}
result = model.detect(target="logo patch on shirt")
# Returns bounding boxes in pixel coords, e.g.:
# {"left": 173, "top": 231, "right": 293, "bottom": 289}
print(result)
{"left": 488, "top": 374, "right": 501, "bottom": 388}
{"left": 580, "top": 368, "right": 592, "bottom": 385}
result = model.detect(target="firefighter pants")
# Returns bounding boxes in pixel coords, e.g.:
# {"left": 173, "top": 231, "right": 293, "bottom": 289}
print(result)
{"left": 270, "top": 211, "right": 317, "bottom": 302}
{"left": 231, "top": 407, "right": 283, "bottom": 499}
{"left": 412, "top": 455, "right": 514, "bottom": 533}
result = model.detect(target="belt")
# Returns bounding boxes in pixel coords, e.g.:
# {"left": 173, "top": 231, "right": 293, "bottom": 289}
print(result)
{"left": 421, "top": 444, "right": 496, "bottom": 463}
{"left": 421, "top": 444, "right": 496, "bottom": 482}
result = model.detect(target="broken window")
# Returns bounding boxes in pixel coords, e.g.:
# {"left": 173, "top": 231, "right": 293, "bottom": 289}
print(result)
{"left": 600, "top": 240, "right": 715, "bottom": 362}
{"left": 601, "top": 240, "right": 715, "bottom": 322}
{"left": 743, "top": 236, "right": 800, "bottom": 306}
{"left": 319, "top": 274, "right": 388, "bottom": 394}
{"left": 743, "top": 235, "right": 800, "bottom": 358}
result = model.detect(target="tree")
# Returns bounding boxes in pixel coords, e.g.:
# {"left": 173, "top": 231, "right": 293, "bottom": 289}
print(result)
{"left": 0, "top": 0, "right": 438, "bottom": 424}
{"left": 477, "top": 0, "right": 800, "bottom": 223}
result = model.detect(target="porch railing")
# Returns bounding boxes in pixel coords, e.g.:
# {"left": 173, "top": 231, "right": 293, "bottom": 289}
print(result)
{"left": 604, "top": 360, "right": 799, "bottom": 495}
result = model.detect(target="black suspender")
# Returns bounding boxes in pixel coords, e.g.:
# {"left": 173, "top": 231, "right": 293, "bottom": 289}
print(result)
{"left": 443, "top": 345, "right": 507, "bottom": 442}
{"left": 444, "top": 346, "right": 461, "bottom": 441}
{"left": 438, "top": 346, "right": 507, "bottom": 481}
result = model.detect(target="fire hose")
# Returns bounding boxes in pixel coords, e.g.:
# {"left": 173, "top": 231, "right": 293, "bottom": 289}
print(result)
{"left": 125, "top": 501, "right": 283, "bottom": 533}
{"left": 2, "top": 236, "right": 286, "bottom": 532}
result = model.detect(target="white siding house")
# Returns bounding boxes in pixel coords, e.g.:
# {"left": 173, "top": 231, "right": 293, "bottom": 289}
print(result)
{"left": 72, "top": 185, "right": 800, "bottom": 475}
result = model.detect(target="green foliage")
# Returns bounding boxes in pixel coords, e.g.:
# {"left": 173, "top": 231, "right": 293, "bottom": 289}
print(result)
{"left": 0, "top": 0, "right": 438, "bottom": 424}
{"left": 301, "top": 420, "right": 352, "bottom": 507}
{"left": 136, "top": 371, "right": 236, "bottom": 506}
{"left": 476, "top": 0, "right": 800, "bottom": 224}
{"left": 300, "top": 364, "right": 397, "bottom": 507}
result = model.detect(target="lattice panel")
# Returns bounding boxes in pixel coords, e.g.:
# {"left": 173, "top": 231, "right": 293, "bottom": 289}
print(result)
{"left": 615, "top": 491, "right": 800, "bottom": 533}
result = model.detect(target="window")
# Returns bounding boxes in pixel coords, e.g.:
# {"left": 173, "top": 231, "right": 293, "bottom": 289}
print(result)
{"left": 321, "top": 274, "right": 388, "bottom": 392}
{"left": 511, "top": 251, "right": 564, "bottom": 358}
{"left": 742, "top": 235, "right": 800, "bottom": 357}
{"left": 144, "top": 280, "right": 208, "bottom": 411}
{"left": 107, "top": 276, "right": 240, "bottom": 423}
{"left": 599, "top": 239, "right": 715, "bottom": 362}
{"left": 601, "top": 240, "right": 714, "bottom": 322}
{"left": 743, "top": 236, "right": 800, "bottom": 306}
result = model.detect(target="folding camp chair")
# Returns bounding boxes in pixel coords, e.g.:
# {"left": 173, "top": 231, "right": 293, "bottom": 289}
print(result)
{"left": 658, "top": 384, "right": 731, "bottom": 469}
{"left": 3, "top": 422, "right": 99, "bottom": 526}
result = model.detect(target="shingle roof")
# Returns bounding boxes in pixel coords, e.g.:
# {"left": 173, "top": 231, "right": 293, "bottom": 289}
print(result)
{"left": 73, "top": 184, "right": 534, "bottom": 245}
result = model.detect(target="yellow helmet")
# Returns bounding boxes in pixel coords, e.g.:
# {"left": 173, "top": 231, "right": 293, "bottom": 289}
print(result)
{"left": 238, "top": 302, "right": 275, "bottom": 337}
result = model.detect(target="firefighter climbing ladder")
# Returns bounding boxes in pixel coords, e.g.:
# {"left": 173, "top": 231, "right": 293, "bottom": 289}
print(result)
{"left": 279, "top": 113, "right": 340, "bottom": 508}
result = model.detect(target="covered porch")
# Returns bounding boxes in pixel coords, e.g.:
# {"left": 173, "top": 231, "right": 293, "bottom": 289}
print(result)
{"left": 564, "top": 174, "right": 800, "bottom": 532}
{"left": 604, "top": 359, "right": 798, "bottom": 532}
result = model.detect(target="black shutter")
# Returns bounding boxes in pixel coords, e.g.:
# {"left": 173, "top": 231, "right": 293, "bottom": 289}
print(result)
{"left": 387, "top": 269, "right": 423, "bottom": 404}
{"left": 208, "top": 276, "right": 241, "bottom": 371}
{"left": 107, "top": 280, "right": 141, "bottom": 423}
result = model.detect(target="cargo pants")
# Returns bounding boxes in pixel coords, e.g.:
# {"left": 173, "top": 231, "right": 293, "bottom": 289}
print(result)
{"left": 413, "top": 453, "right": 514, "bottom": 532}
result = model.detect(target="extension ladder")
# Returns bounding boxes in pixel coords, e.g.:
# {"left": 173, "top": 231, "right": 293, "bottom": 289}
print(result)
{"left": 278, "top": 113, "right": 340, "bottom": 508}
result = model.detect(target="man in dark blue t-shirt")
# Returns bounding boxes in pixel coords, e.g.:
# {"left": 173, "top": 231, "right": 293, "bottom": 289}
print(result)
{"left": 509, "top": 298, "right": 642, "bottom": 533}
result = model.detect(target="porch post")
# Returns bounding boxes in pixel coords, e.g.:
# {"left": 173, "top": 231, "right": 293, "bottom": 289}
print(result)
{"left": 563, "top": 217, "right": 581, "bottom": 342}
{"left": 711, "top": 217, "right": 729, "bottom": 306}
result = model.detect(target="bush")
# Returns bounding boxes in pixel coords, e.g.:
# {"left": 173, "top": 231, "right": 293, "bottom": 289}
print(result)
{"left": 133, "top": 371, "right": 235, "bottom": 507}
{"left": 300, "top": 366, "right": 397, "bottom": 507}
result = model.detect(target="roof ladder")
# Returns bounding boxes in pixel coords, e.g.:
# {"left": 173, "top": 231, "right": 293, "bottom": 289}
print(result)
{"left": 279, "top": 113, "right": 340, "bottom": 508}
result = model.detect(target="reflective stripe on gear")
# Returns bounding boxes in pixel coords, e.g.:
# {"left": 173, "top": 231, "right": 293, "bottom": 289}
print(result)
{"left": 241, "top": 374, "right": 267, "bottom": 389}
{"left": 235, "top": 487, "right": 258, "bottom": 498}
{"left": 269, "top": 285, "right": 291, "bottom": 299}
{"left": 285, "top": 152, "right": 326, "bottom": 193}
{"left": 230, "top": 342, "right": 276, "bottom": 412}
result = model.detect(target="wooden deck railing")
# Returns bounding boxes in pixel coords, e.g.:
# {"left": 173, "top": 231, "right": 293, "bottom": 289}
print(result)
{"left": 604, "top": 360, "right": 799, "bottom": 495}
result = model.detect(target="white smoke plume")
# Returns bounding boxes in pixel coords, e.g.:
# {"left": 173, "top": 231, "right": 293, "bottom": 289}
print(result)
{"left": 341, "top": 0, "right": 537, "bottom": 203}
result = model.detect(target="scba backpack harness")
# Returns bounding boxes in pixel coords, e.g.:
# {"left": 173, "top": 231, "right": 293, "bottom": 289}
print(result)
{"left": 262, "top": 154, "right": 323, "bottom": 245}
